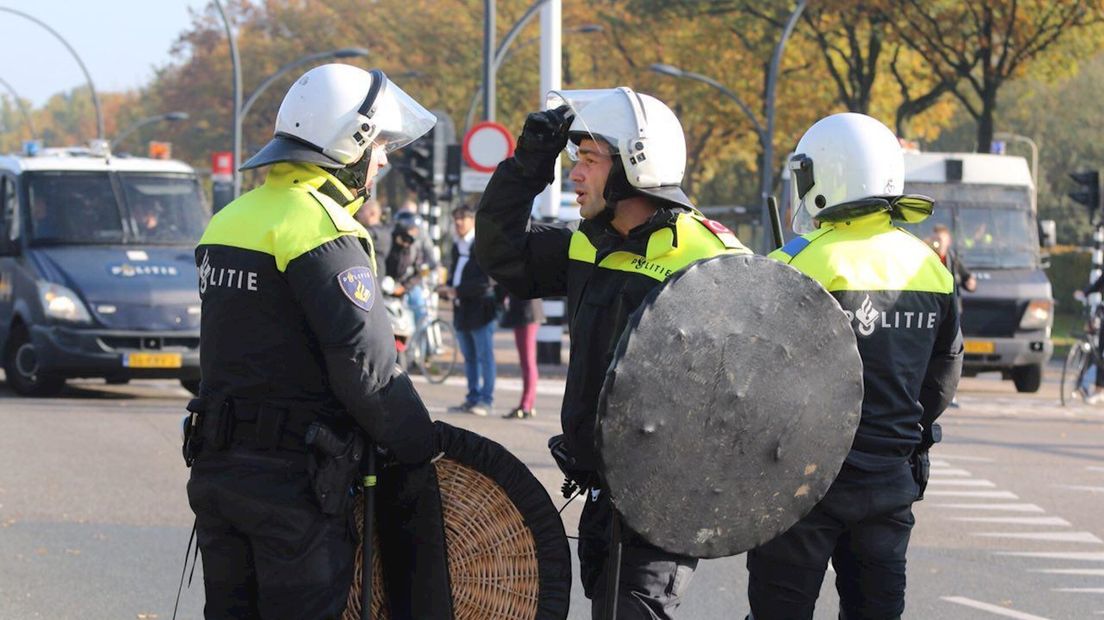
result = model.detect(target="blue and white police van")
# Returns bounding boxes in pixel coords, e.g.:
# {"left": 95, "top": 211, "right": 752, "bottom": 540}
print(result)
{"left": 0, "top": 144, "right": 206, "bottom": 396}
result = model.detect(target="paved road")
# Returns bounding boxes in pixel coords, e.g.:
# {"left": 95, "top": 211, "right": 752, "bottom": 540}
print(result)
{"left": 0, "top": 346, "right": 1102, "bottom": 619}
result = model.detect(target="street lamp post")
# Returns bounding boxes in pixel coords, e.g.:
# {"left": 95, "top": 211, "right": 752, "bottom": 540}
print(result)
{"left": 649, "top": 0, "right": 806, "bottom": 252}
{"left": 994, "top": 131, "right": 1039, "bottom": 185}
{"left": 465, "top": 23, "right": 602, "bottom": 133}
{"left": 0, "top": 6, "right": 102, "bottom": 140}
{"left": 240, "top": 48, "right": 370, "bottom": 122}
{"left": 212, "top": 0, "right": 242, "bottom": 197}
{"left": 0, "top": 76, "right": 36, "bottom": 140}
{"left": 111, "top": 112, "right": 189, "bottom": 150}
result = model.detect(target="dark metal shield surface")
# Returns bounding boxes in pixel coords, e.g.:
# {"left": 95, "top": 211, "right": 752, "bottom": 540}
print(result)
{"left": 598, "top": 254, "right": 863, "bottom": 558}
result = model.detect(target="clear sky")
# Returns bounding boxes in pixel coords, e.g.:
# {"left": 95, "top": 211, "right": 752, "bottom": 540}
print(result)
{"left": 0, "top": 0, "right": 209, "bottom": 106}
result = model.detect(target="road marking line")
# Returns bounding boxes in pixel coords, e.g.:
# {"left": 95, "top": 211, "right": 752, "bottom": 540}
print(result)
{"left": 925, "top": 490, "right": 1019, "bottom": 499}
{"left": 941, "top": 596, "right": 1051, "bottom": 619}
{"left": 1058, "top": 485, "right": 1104, "bottom": 494}
{"left": 952, "top": 516, "right": 1070, "bottom": 526}
{"left": 1088, "top": 466, "right": 1104, "bottom": 473}
{"left": 935, "top": 455, "right": 996, "bottom": 463}
{"left": 930, "top": 459, "right": 952, "bottom": 467}
{"left": 975, "top": 531, "right": 1103, "bottom": 543}
{"left": 932, "top": 503, "right": 1044, "bottom": 512}
{"left": 927, "top": 479, "right": 996, "bottom": 487}
{"left": 1053, "top": 588, "right": 1104, "bottom": 593}
{"left": 1032, "top": 569, "right": 1104, "bottom": 576}
{"left": 999, "top": 552, "right": 1104, "bottom": 561}
{"left": 929, "top": 468, "right": 973, "bottom": 477}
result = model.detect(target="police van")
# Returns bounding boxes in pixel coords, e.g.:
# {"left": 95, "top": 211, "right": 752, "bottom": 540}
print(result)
{"left": 900, "top": 151, "right": 1055, "bottom": 393}
{"left": 0, "top": 144, "right": 206, "bottom": 396}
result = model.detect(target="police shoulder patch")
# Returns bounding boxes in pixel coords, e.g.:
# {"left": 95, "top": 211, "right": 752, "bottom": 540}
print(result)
{"left": 337, "top": 266, "right": 376, "bottom": 312}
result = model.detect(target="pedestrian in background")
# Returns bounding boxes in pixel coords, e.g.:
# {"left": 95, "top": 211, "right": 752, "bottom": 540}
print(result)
{"left": 500, "top": 292, "right": 543, "bottom": 419}
{"left": 354, "top": 198, "right": 392, "bottom": 272}
{"left": 444, "top": 205, "right": 497, "bottom": 416}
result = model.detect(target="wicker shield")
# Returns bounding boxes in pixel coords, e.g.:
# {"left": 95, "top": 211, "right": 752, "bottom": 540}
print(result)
{"left": 343, "top": 422, "right": 571, "bottom": 620}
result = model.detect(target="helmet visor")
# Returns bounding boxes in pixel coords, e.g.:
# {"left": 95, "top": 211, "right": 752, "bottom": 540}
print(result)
{"left": 370, "top": 79, "right": 437, "bottom": 153}
{"left": 549, "top": 88, "right": 635, "bottom": 160}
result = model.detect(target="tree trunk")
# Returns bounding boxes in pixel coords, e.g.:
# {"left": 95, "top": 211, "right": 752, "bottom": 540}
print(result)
{"left": 974, "top": 88, "right": 998, "bottom": 153}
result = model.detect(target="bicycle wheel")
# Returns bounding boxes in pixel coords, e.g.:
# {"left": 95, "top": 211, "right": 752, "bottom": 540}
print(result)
{"left": 1061, "top": 340, "right": 1089, "bottom": 406}
{"left": 417, "top": 319, "right": 459, "bottom": 384}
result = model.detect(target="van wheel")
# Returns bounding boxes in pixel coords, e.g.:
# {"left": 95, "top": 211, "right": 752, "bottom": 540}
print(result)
{"left": 3, "top": 325, "right": 65, "bottom": 396}
{"left": 180, "top": 379, "right": 201, "bottom": 396}
{"left": 1012, "top": 364, "right": 1043, "bottom": 393}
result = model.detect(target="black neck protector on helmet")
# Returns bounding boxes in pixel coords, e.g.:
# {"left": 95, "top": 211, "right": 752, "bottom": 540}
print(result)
{"left": 602, "top": 149, "right": 646, "bottom": 206}
{"left": 330, "top": 153, "right": 372, "bottom": 202}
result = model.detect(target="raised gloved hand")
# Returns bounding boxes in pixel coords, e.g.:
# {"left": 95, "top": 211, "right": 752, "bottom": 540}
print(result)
{"left": 548, "top": 434, "right": 596, "bottom": 499}
{"left": 514, "top": 105, "right": 574, "bottom": 184}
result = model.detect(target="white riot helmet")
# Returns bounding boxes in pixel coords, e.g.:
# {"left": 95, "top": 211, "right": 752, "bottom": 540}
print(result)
{"left": 789, "top": 112, "right": 932, "bottom": 234}
{"left": 241, "top": 64, "right": 436, "bottom": 171}
{"left": 548, "top": 88, "right": 692, "bottom": 209}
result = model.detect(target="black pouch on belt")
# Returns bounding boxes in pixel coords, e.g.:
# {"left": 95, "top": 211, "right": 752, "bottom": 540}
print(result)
{"left": 305, "top": 422, "right": 365, "bottom": 516}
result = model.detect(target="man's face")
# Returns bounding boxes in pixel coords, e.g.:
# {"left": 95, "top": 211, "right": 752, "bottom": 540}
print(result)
{"left": 453, "top": 214, "right": 474, "bottom": 237}
{"left": 569, "top": 138, "right": 614, "bottom": 220}
{"left": 358, "top": 201, "right": 382, "bottom": 226}
{"left": 364, "top": 145, "right": 388, "bottom": 192}
{"left": 934, "top": 230, "right": 951, "bottom": 256}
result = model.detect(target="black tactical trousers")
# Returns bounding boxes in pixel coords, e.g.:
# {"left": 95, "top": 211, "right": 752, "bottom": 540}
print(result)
{"left": 746, "top": 462, "right": 918, "bottom": 620}
{"left": 187, "top": 449, "right": 355, "bottom": 620}
{"left": 578, "top": 488, "right": 697, "bottom": 619}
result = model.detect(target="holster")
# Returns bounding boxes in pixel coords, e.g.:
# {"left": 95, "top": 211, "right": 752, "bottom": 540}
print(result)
{"left": 910, "top": 449, "right": 931, "bottom": 501}
{"left": 911, "top": 422, "right": 942, "bottom": 501}
{"left": 305, "top": 422, "right": 365, "bottom": 516}
{"left": 182, "top": 396, "right": 226, "bottom": 467}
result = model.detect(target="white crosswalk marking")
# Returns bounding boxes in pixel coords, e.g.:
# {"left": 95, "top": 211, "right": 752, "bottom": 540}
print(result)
{"left": 936, "top": 454, "right": 996, "bottom": 462}
{"left": 929, "top": 468, "right": 973, "bottom": 477}
{"left": 927, "top": 478, "right": 997, "bottom": 487}
{"left": 1053, "top": 588, "right": 1104, "bottom": 594}
{"left": 1058, "top": 485, "right": 1104, "bottom": 494}
{"left": 1087, "top": 466, "right": 1104, "bottom": 473}
{"left": 975, "top": 531, "right": 1103, "bottom": 543}
{"left": 941, "top": 596, "right": 1052, "bottom": 619}
{"left": 932, "top": 503, "right": 1045, "bottom": 512}
{"left": 999, "top": 552, "right": 1104, "bottom": 561}
{"left": 952, "top": 516, "right": 1071, "bottom": 526}
{"left": 1032, "top": 568, "right": 1104, "bottom": 576}
{"left": 925, "top": 490, "right": 1019, "bottom": 498}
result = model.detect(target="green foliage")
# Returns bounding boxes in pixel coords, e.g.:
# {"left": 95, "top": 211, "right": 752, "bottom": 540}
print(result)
{"left": 1047, "top": 246, "right": 1092, "bottom": 320}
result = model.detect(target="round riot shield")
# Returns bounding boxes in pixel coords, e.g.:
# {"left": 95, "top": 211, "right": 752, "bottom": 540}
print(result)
{"left": 344, "top": 422, "right": 571, "bottom": 620}
{"left": 598, "top": 254, "right": 863, "bottom": 558}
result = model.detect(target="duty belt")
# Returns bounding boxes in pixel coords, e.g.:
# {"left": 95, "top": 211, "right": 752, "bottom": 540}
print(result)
{"left": 211, "top": 398, "right": 323, "bottom": 453}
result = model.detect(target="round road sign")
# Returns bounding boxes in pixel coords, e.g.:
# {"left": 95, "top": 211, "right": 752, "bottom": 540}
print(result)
{"left": 463, "top": 121, "right": 515, "bottom": 173}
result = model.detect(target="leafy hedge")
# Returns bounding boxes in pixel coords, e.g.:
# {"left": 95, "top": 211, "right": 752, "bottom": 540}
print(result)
{"left": 1047, "top": 246, "right": 1092, "bottom": 318}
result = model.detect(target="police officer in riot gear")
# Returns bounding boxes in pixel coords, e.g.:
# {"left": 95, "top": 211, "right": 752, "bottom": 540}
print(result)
{"left": 475, "top": 87, "right": 750, "bottom": 618}
{"left": 748, "top": 113, "right": 963, "bottom": 620}
{"left": 185, "top": 63, "right": 447, "bottom": 619}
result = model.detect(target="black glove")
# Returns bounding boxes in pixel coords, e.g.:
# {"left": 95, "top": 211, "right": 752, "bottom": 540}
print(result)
{"left": 548, "top": 434, "right": 596, "bottom": 499}
{"left": 514, "top": 105, "right": 574, "bottom": 184}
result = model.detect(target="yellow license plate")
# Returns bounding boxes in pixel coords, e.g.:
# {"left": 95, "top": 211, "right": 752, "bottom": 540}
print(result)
{"left": 124, "top": 352, "right": 182, "bottom": 368}
{"left": 964, "top": 340, "right": 995, "bottom": 354}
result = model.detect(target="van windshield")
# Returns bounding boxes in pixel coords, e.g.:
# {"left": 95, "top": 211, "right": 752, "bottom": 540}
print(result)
{"left": 26, "top": 171, "right": 207, "bottom": 245}
{"left": 900, "top": 182, "right": 1037, "bottom": 270}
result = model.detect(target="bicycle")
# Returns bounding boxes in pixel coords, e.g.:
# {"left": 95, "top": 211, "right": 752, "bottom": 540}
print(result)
{"left": 408, "top": 316, "right": 459, "bottom": 384}
{"left": 1060, "top": 297, "right": 1103, "bottom": 406}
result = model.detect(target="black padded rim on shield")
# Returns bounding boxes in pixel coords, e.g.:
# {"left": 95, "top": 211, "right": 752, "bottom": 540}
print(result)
{"left": 344, "top": 421, "right": 571, "bottom": 619}
{"left": 598, "top": 254, "right": 863, "bottom": 559}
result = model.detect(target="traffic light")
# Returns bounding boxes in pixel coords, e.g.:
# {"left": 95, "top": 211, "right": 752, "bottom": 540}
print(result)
{"left": 1069, "top": 170, "right": 1101, "bottom": 218}
{"left": 398, "top": 128, "right": 435, "bottom": 200}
